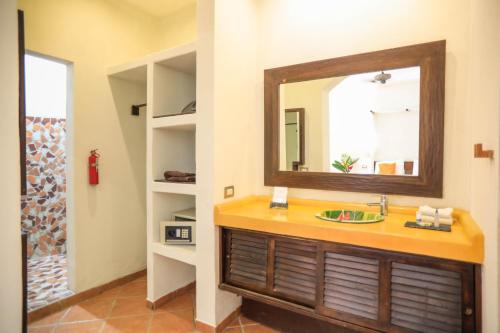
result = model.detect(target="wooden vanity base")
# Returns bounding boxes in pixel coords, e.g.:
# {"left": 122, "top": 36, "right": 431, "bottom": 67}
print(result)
{"left": 220, "top": 227, "right": 481, "bottom": 333}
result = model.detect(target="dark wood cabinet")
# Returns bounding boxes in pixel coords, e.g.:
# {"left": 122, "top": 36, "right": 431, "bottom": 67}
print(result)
{"left": 220, "top": 228, "right": 480, "bottom": 333}
{"left": 388, "top": 262, "right": 464, "bottom": 332}
{"left": 273, "top": 238, "right": 318, "bottom": 307}
{"left": 224, "top": 230, "right": 268, "bottom": 290}
{"left": 317, "top": 244, "right": 383, "bottom": 330}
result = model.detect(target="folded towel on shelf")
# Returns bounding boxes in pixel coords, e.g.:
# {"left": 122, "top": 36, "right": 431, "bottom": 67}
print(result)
{"left": 418, "top": 205, "right": 453, "bottom": 218}
{"left": 421, "top": 215, "right": 454, "bottom": 226}
{"left": 164, "top": 170, "right": 195, "bottom": 178}
{"left": 166, "top": 176, "right": 195, "bottom": 183}
{"left": 163, "top": 170, "right": 196, "bottom": 183}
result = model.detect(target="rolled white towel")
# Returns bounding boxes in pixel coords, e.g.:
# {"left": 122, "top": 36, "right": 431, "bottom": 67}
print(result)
{"left": 421, "top": 215, "right": 454, "bottom": 226}
{"left": 418, "top": 205, "right": 453, "bottom": 218}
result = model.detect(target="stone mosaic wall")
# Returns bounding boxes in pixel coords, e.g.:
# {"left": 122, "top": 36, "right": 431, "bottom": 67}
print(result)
{"left": 21, "top": 117, "right": 67, "bottom": 259}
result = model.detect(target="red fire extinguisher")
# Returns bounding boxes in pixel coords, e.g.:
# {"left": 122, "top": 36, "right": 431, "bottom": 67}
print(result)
{"left": 89, "top": 149, "right": 100, "bottom": 185}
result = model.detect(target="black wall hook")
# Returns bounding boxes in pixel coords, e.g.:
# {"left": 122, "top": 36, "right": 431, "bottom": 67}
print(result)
{"left": 131, "top": 103, "right": 147, "bottom": 116}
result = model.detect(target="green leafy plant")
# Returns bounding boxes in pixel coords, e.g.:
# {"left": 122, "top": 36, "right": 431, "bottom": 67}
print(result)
{"left": 332, "top": 153, "right": 359, "bottom": 173}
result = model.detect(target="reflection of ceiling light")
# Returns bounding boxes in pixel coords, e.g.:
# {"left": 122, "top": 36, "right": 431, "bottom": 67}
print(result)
{"left": 372, "top": 71, "right": 392, "bottom": 84}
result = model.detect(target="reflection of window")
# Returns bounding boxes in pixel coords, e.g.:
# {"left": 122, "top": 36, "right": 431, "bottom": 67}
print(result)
{"left": 25, "top": 54, "right": 68, "bottom": 119}
{"left": 329, "top": 77, "right": 377, "bottom": 172}
{"left": 328, "top": 67, "right": 420, "bottom": 176}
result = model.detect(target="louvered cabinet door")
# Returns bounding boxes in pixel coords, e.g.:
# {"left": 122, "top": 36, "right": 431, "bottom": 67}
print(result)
{"left": 224, "top": 230, "right": 269, "bottom": 292}
{"left": 317, "top": 246, "right": 383, "bottom": 330}
{"left": 220, "top": 229, "right": 479, "bottom": 333}
{"left": 271, "top": 238, "right": 318, "bottom": 307}
{"left": 390, "top": 262, "right": 471, "bottom": 333}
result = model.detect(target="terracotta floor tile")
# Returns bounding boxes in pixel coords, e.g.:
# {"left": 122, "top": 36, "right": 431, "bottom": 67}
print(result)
{"left": 28, "top": 277, "right": 282, "bottom": 333}
{"left": 136, "top": 276, "right": 147, "bottom": 282}
{"left": 28, "top": 326, "right": 55, "bottom": 333}
{"left": 94, "top": 286, "right": 123, "bottom": 300}
{"left": 124, "top": 278, "right": 146, "bottom": 287}
{"left": 118, "top": 280, "right": 147, "bottom": 298}
{"left": 155, "top": 293, "right": 194, "bottom": 313}
{"left": 110, "top": 297, "right": 151, "bottom": 317}
{"left": 150, "top": 311, "right": 195, "bottom": 333}
{"left": 226, "top": 316, "right": 241, "bottom": 328}
{"left": 60, "top": 298, "right": 114, "bottom": 322}
{"left": 30, "top": 309, "right": 68, "bottom": 327}
{"left": 53, "top": 320, "right": 104, "bottom": 333}
{"left": 171, "top": 308, "right": 194, "bottom": 323}
{"left": 135, "top": 275, "right": 147, "bottom": 281}
{"left": 101, "top": 314, "right": 151, "bottom": 333}
{"left": 243, "top": 324, "right": 281, "bottom": 333}
{"left": 239, "top": 315, "right": 258, "bottom": 326}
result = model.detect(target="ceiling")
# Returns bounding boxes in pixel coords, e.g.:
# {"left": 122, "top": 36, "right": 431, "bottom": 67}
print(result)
{"left": 122, "top": 0, "right": 196, "bottom": 18}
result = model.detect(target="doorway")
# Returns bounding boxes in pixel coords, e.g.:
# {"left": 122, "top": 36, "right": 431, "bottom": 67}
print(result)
{"left": 20, "top": 52, "right": 74, "bottom": 312}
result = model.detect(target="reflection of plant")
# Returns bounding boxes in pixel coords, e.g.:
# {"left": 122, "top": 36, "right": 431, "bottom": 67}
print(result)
{"left": 332, "top": 154, "right": 359, "bottom": 173}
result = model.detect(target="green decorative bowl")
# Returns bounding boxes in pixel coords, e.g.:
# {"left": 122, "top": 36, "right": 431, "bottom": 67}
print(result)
{"left": 316, "top": 210, "right": 384, "bottom": 224}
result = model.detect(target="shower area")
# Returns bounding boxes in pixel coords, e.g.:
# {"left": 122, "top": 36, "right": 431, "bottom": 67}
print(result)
{"left": 21, "top": 53, "right": 73, "bottom": 311}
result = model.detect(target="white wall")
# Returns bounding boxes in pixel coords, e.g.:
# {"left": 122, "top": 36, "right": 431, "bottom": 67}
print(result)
{"left": 212, "top": 0, "right": 259, "bottom": 322}
{"left": 466, "top": 0, "right": 500, "bottom": 329}
{"left": 256, "top": 0, "right": 471, "bottom": 207}
{"left": 196, "top": 0, "right": 259, "bottom": 326}
{"left": 0, "top": 1, "right": 23, "bottom": 332}
{"left": 157, "top": 3, "right": 197, "bottom": 50}
{"left": 196, "top": 0, "right": 217, "bottom": 326}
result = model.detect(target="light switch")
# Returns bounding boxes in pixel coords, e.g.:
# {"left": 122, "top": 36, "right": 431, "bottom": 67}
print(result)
{"left": 224, "top": 186, "right": 234, "bottom": 199}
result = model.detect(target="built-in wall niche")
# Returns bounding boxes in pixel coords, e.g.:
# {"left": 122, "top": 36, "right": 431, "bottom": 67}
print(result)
{"left": 152, "top": 52, "right": 196, "bottom": 118}
{"left": 108, "top": 42, "right": 198, "bottom": 312}
{"left": 152, "top": 192, "right": 195, "bottom": 244}
{"left": 109, "top": 64, "right": 147, "bottom": 85}
{"left": 150, "top": 253, "right": 195, "bottom": 301}
{"left": 152, "top": 127, "right": 196, "bottom": 183}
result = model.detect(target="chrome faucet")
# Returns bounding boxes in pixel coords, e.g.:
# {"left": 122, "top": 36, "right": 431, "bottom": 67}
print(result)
{"left": 367, "top": 195, "right": 389, "bottom": 216}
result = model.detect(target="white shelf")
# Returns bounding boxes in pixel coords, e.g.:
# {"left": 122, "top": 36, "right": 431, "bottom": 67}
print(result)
{"left": 146, "top": 42, "right": 198, "bottom": 302}
{"left": 152, "top": 113, "right": 197, "bottom": 130}
{"left": 151, "top": 42, "right": 196, "bottom": 74}
{"left": 151, "top": 242, "right": 196, "bottom": 266}
{"left": 152, "top": 181, "right": 197, "bottom": 195}
{"left": 107, "top": 42, "right": 196, "bottom": 83}
{"left": 107, "top": 62, "right": 147, "bottom": 84}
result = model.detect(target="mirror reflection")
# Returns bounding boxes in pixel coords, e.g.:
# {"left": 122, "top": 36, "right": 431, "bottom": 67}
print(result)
{"left": 284, "top": 108, "right": 304, "bottom": 171}
{"left": 280, "top": 66, "right": 420, "bottom": 176}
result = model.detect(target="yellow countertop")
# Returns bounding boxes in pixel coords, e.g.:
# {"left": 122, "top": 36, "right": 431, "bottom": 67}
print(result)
{"left": 214, "top": 196, "right": 484, "bottom": 264}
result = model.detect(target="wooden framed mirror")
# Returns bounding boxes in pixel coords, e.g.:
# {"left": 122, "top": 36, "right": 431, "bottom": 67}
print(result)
{"left": 264, "top": 41, "right": 445, "bottom": 197}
